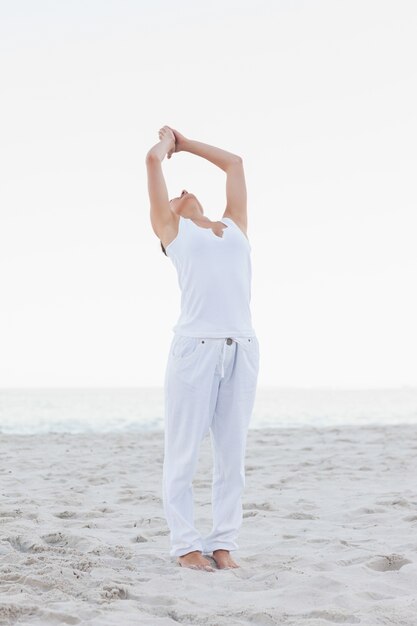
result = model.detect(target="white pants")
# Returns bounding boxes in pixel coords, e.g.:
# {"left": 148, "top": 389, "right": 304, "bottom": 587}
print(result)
{"left": 162, "top": 334, "right": 260, "bottom": 558}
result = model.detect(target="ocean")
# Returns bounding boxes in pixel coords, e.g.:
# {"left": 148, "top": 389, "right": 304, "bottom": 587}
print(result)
{"left": 0, "top": 387, "right": 416, "bottom": 434}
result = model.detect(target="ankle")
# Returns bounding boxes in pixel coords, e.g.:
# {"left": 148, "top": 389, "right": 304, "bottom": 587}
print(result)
{"left": 179, "top": 550, "right": 202, "bottom": 558}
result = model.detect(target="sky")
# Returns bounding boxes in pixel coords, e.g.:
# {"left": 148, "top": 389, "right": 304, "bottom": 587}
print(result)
{"left": 1, "top": 0, "right": 416, "bottom": 388}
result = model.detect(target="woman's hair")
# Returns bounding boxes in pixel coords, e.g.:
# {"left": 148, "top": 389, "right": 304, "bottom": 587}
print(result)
{"left": 160, "top": 240, "right": 167, "bottom": 256}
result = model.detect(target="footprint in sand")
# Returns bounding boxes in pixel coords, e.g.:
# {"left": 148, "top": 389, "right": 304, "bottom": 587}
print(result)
{"left": 366, "top": 553, "right": 412, "bottom": 571}
{"left": 243, "top": 502, "right": 274, "bottom": 511}
{"left": 375, "top": 497, "right": 412, "bottom": 508}
{"left": 132, "top": 534, "right": 148, "bottom": 543}
{"left": 54, "top": 510, "right": 77, "bottom": 519}
{"left": 284, "top": 512, "right": 318, "bottom": 520}
{"left": 0, "top": 603, "right": 41, "bottom": 624}
{"left": 101, "top": 584, "right": 130, "bottom": 601}
{"left": 42, "top": 532, "right": 69, "bottom": 546}
{"left": 302, "top": 609, "right": 360, "bottom": 623}
{"left": 6, "top": 535, "right": 46, "bottom": 553}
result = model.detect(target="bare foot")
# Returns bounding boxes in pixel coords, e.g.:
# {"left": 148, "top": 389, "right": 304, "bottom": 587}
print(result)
{"left": 211, "top": 549, "right": 240, "bottom": 569}
{"left": 177, "top": 550, "right": 215, "bottom": 571}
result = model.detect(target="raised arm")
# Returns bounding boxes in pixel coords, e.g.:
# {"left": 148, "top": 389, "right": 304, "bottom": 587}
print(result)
{"left": 180, "top": 138, "right": 241, "bottom": 172}
{"left": 168, "top": 127, "right": 248, "bottom": 234}
{"left": 145, "top": 128, "right": 176, "bottom": 239}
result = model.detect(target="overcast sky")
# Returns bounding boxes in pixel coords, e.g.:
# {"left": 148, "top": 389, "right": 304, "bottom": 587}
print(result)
{"left": 1, "top": 0, "right": 416, "bottom": 388}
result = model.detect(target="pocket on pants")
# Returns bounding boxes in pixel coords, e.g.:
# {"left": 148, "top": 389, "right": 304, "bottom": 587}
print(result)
{"left": 170, "top": 335, "right": 201, "bottom": 361}
{"left": 235, "top": 336, "right": 260, "bottom": 359}
{"left": 241, "top": 336, "right": 260, "bottom": 386}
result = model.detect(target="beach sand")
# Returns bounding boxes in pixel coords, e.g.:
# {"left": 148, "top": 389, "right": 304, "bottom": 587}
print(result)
{"left": 1, "top": 423, "right": 416, "bottom": 625}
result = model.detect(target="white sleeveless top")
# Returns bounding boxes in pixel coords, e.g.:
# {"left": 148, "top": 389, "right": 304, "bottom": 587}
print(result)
{"left": 165, "top": 216, "right": 256, "bottom": 337}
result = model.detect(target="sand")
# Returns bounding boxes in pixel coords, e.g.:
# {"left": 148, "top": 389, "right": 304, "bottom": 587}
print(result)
{"left": 1, "top": 423, "right": 416, "bottom": 625}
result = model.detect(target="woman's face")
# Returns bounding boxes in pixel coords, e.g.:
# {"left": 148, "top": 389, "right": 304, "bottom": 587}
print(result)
{"left": 169, "top": 190, "right": 203, "bottom": 216}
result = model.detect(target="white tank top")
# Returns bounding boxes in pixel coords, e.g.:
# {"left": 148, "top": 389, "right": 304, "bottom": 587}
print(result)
{"left": 165, "top": 216, "right": 256, "bottom": 337}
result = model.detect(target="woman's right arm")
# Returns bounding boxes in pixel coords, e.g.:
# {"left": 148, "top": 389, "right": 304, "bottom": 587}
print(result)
{"left": 145, "top": 128, "right": 176, "bottom": 237}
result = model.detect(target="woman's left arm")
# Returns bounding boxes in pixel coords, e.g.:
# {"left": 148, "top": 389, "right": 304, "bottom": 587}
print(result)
{"left": 166, "top": 129, "right": 247, "bottom": 229}
{"left": 163, "top": 127, "right": 248, "bottom": 232}
{"left": 180, "top": 136, "right": 241, "bottom": 172}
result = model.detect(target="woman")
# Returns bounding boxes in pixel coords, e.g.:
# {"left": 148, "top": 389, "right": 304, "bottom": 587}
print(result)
{"left": 145, "top": 126, "right": 260, "bottom": 572}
